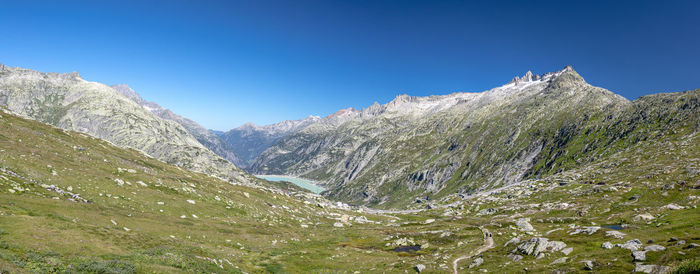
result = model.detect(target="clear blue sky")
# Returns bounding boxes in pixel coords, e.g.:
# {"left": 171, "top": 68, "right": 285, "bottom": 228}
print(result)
{"left": 1, "top": 0, "right": 698, "bottom": 130}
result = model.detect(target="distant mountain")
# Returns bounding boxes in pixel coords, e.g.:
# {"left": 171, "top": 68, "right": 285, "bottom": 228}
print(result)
{"left": 250, "top": 66, "right": 699, "bottom": 208}
{"left": 111, "top": 84, "right": 244, "bottom": 167}
{"left": 0, "top": 63, "right": 250, "bottom": 185}
{"left": 216, "top": 116, "right": 320, "bottom": 169}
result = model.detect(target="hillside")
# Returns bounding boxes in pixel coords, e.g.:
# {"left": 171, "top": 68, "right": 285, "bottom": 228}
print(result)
{"left": 1, "top": 104, "right": 698, "bottom": 273}
{"left": 0, "top": 64, "right": 248, "bottom": 185}
{"left": 250, "top": 67, "right": 699, "bottom": 208}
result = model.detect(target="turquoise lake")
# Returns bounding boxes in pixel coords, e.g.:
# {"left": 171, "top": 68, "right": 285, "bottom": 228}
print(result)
{"left": 256, "top": 175, "right": 325, "bottom": 194}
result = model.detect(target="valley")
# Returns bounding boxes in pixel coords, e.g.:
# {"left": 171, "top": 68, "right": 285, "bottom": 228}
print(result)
{"left": 0, "top": 64, "right": 698, "bottom": 273}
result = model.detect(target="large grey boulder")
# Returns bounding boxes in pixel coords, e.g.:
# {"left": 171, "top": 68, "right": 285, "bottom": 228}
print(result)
{"left": 633, "top": 263, "right": 670, "bottom": 273}
{"left": 516, "top": 218, "right": 535, "bottom": 231}
{"left": 414, "top": 264, "right": 426, "bottom": 273}
{"left": 469, "top": 257, "right": 483, "bottom": 268}
{"left": 617, "top": 239, "right": 643, "bottom": 251}
{"left": 602, "top": 242, "right": 613, "bottom": 249}
{"left": 516, "top": 238, "right": 549, "bottom": 256}
{"left": 632, "top": 251, "right": 647, "bottom": 261}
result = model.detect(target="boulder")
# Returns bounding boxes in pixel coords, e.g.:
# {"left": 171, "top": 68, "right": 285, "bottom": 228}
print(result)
{"left": 414, "top": 264, "right": 426, "bottom": 273}
{"left": 561, "top": 247, "right": 573, "bottom": 255}
{"left": 617, "top": 239, "right": 643, "bottom": 251}
{"left": 550, "top": 257, "right": 567, "bottom": 265}
{"left": 644, "top": 245, "right": 665, "bottom": 252}
{"left": 633, "top": 214, "right": 655, "bottom": 221}
{"left": 583, "top": 260, "right": 594, "bottom": 270}
{"left": 516, "top": 238, "right": 549, "bottom": 256}
{"left": 504, "top": 237, "right": 520, "bottom": 247}
{"left": 632, "top": 251, "right": 646, "bottom": 261}
{"left": 661, "top": 203, "right": 684, "bottom": 210}
{"left": 469, "top": 257, "right": 483, "bottom": 268}
{"left": 633, "top": 263, "right": 671, "bottom": 273}
{"left": 507, "top": 253, "right": 523, "bottom": 262}
{"left": 602, "top": 242, "right": 613, "bottom": 249}
{"left": 605, "top": 230, "right": 626, "bottom": 239}
{"left": 546, "top": 241, "right": 567, "bottom": 252}
{"left": 569, "top": 226, "right": 600, "bottom": 235}
{"left": 516, "top": 218, "right": 535, "bottom": 232}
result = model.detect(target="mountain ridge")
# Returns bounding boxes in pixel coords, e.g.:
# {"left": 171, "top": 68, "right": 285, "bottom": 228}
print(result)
{"left": 0, "top": 63, "right": 251, "bottom": 185}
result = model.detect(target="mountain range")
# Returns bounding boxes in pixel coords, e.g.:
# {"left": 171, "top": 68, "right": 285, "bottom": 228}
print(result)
{"left": 0, "top": 62, "right": 698, "bottom": 273}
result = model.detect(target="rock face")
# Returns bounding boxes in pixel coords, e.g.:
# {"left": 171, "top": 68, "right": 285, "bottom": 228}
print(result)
{"left": 249, "top": 67, "right": 700, "bottom": 207}
{"left": 216, "top": 116, "right": 320, "bottom": 169}
{"left": 111, "top": 84, "right": 244, "bottom": 167}
{"left": 0, "top": 65, "right": 248, "bottom": 184}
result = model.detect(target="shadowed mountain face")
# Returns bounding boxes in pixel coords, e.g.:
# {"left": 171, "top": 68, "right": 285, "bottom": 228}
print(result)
{"left": 248, "top": 66, "right": 699, "bottom": 208}
{"left": 0, "top": 64, "right": 250, "bottom": 185}
{"left": 215, "top": 116, "right": 320, "bottom": 169}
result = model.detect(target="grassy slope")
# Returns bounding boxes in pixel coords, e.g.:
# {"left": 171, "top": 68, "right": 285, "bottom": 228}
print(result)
{"left": 0, "top": 96, "right": 698, "bottom": 273}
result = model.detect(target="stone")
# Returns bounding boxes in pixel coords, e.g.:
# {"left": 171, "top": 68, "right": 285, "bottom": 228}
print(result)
{"left": 633, "top": 263, "right": 671, "bottom": 273}
{"left": 469, "top": 257, "right": 483, "bottom": 268}
{"left": 504, "top": 237, "right": 521, "bottom": 247}
{"left": 644, "top": 245, "right": 665, "bottom": 252}
{"left": 516, "top": 238, "right": 549, "bottom": 256}
{"left": 685, "top": 243, "right": 699, "bottom": 249}
{"left": 561, "top": 247, "right": 573, "bottom": 255}
{"left": 583, "top": 260, "right": 594, "bottom": 270}
{"left": 516, "top": 218, "right": 535, "bottom": 232}
{"left": 632, "top": 251, "right": 647, "bottom": 261}
{"left": 546, "top": 241, "right": 567, "bottom": 252}
{"left": 633, "top": 214, "right": 655, "bottom": 221}
{"left": 414, "top": 264, "right": 426, "bottom": 273}
{"left": 674, "top": 240, "right": 686, "bottom": 246}
{"left": 668, "top": 237, "right": 678, "bottom": 242}
{"left": 602, "top": 242, "right": 613, "bottom": 249}
{"left": 661, "top": 203, "right": 684, "bottom": 210}
{"left": 478, "top": 208, "right": 497, "bottom": 215}
{"left": 507, "top": 254, "right": 523, "bottom": 262}
{"left": 333, "top": 222, "right": 344, "bottom": 228}
{"left": 606, "top": 230, "right": 626, "bottom": 239}
{"left": 617, "top": 239, "right": 643, "bottom": 251}
{"left": 550, "top": 257, "right": 568, "bottom": 265}
{"left": 424, "top": 219, "right": 435, "bottom": 224}
{"left": 569, "top": 226, "right": 600, "bottom": 235}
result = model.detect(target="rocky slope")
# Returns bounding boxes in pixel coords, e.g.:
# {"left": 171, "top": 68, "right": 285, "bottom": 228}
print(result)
{"left": 0, "top": 64, "right": 249, "bottom": 184}
{"left": 111, "top": 84, "right": 244, "bottom": 167}
{"left": 216, "top": 116, "right": 320, "bottom": 168}
{"left": 250, "top": 66, "right": 698, "bottom": 208}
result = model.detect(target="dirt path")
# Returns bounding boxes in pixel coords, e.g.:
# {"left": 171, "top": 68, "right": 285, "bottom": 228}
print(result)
{"left": 452, "top": 227, "right": 494, "bottom": 274}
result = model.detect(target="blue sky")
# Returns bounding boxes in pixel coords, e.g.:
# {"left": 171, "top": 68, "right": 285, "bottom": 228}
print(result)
{"left": 1, "top": 0, "right": 698, "bottom": 130}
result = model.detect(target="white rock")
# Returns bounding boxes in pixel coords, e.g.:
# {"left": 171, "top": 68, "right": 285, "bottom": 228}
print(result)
{"left": 516, "top": 218, "right": 535, "bottom": 232}
{"left": 186, "top": 200, "right": 196, "bottom": 204}
{"left": 633, "top": 213, "right": 655, "bottom": 221}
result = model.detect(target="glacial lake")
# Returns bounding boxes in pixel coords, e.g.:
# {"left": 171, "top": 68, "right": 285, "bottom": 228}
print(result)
{"left": 255, "top": 175, "right": 325, "bottom": 194}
